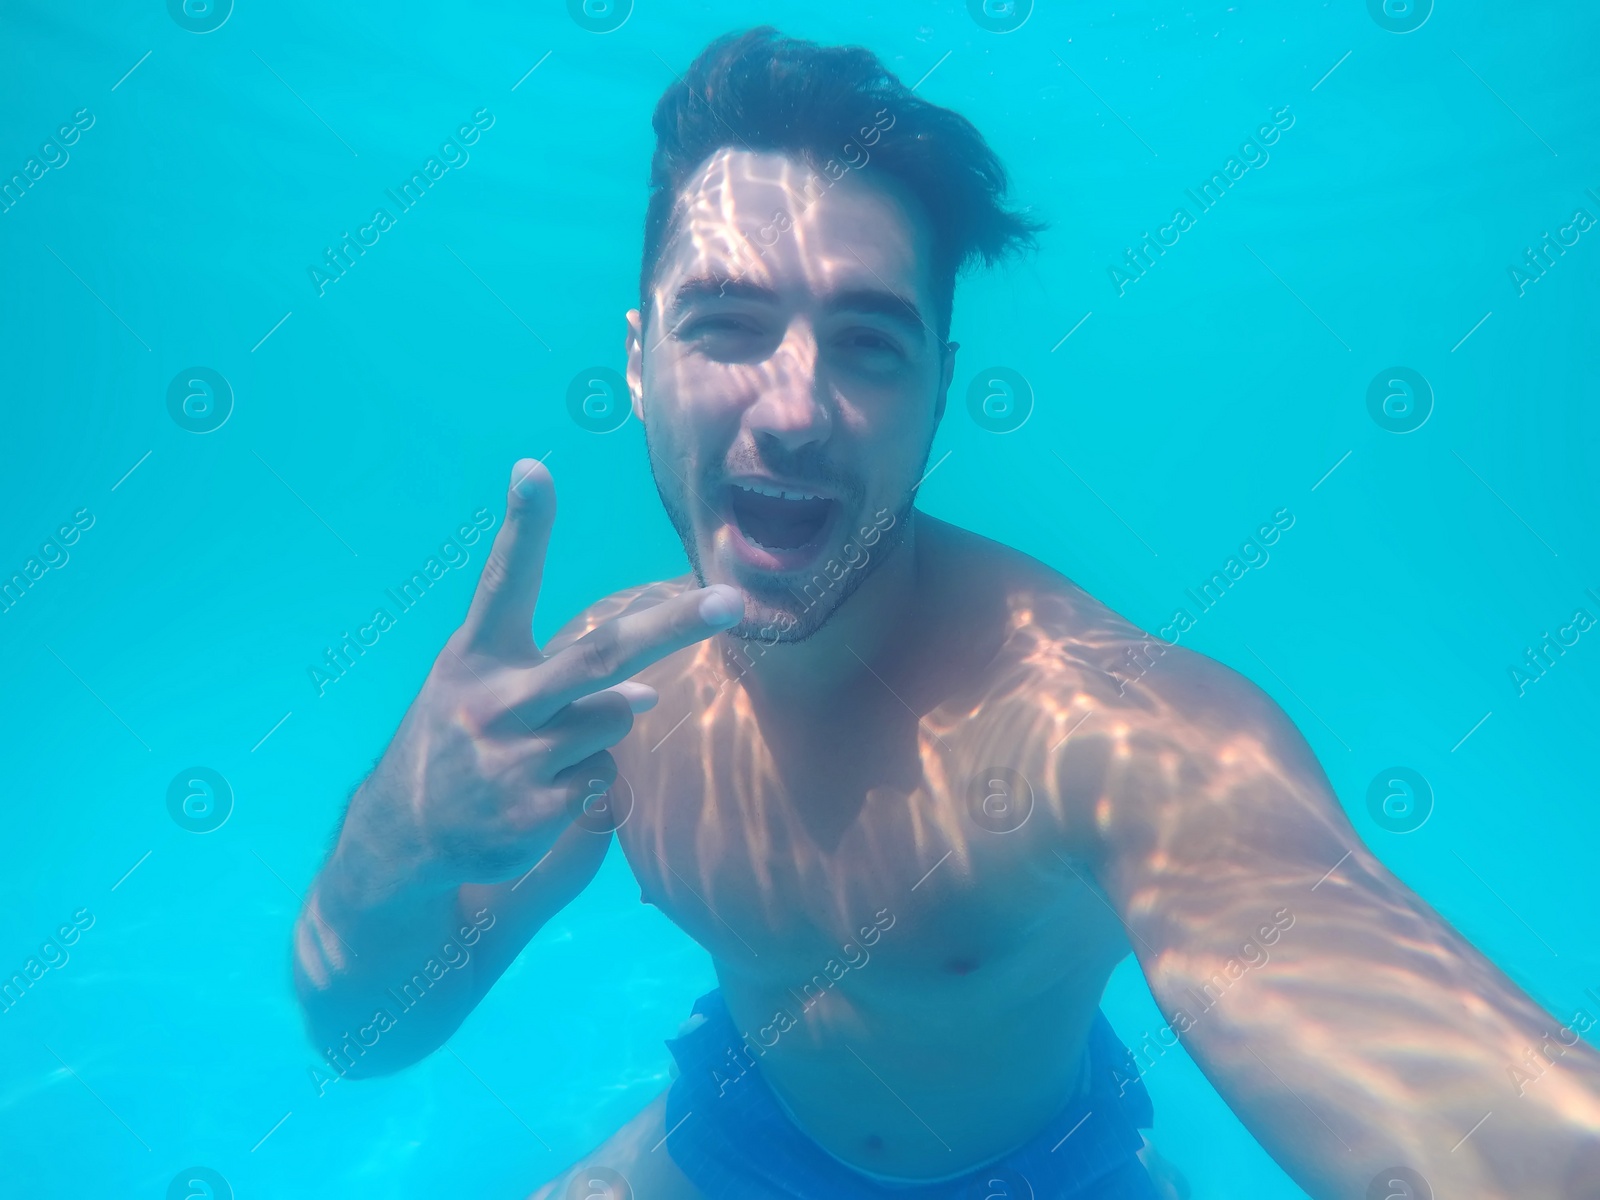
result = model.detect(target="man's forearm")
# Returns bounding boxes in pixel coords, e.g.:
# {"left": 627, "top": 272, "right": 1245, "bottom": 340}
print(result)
{"left": 294, "top": 842, "right": 493, "bottom": 1080}
{"left": 1138, "top": 881, "right": 1600, "bottom": 1198}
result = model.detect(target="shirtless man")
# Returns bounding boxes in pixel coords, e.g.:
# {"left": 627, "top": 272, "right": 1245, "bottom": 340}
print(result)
{"left": 293, "top": 26, "right": 1600, "bottom": 1200}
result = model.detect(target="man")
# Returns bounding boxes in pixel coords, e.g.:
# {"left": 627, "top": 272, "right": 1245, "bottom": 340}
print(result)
{"left": 293, "top": 26, "right": 1600, "bottom": 1200}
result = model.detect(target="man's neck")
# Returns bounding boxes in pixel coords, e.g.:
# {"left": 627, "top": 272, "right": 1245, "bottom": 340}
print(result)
{"left": 729, "top": 511, "right": 930, "bottom": 705}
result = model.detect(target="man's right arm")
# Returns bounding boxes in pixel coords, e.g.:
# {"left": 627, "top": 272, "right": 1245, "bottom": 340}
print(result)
{"left": 290, "top": 460, "right": 743, "bottom": 1079}
{"left": 292, "top": 782, "right": 613, "bottom": 1080}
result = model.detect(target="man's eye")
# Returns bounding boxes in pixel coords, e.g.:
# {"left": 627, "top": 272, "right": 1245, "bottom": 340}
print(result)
{"left": 842, "top": 330, "right": 904, "bottom": 357}
{"left": 687, "top": 315, "right": 756, "bottom": 335}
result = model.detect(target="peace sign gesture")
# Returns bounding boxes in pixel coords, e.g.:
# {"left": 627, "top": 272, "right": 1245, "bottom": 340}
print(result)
{"left": 355, "top": 458, "right": 743, "bottom": 890}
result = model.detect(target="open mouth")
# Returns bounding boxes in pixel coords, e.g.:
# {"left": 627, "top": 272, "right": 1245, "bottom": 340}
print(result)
{"left": 724, "top": 480, "right": 838, "bottom": 563}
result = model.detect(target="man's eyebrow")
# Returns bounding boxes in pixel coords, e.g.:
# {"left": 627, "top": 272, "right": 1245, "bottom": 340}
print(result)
{"left": 671, "top": 274, "right": 775, "bottom": 313}
{"left": 828, "top": 288, "right": 928, "bottom": 337}
{"left": 670, "top": 274, "right": 928, "bottom": 337}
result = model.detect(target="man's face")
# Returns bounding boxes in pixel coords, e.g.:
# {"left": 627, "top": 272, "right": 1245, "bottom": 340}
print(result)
{"left": 626, "top": 148, "right": 956, "bottom": 642}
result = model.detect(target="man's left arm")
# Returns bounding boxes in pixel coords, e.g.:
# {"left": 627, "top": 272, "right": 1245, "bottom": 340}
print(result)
{"left": 1093, "top": 649, "right": 1600, "bottom": 1199}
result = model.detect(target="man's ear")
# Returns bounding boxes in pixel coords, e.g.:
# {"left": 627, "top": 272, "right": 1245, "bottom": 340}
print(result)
{"left": 933, "top": 339, "right": 959, "bottom": 425}
{"left": 626, "top": 308, "right": 646, "bottom": 421}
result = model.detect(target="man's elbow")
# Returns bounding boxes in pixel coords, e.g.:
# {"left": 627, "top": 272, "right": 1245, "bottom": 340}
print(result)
{"left": 298, "top": 1004, "right": 444, "bottom": 1085}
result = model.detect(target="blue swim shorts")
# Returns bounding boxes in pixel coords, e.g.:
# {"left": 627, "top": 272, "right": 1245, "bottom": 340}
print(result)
{"left": 662, "top": 989, "right": 1160, "bottom": 1199}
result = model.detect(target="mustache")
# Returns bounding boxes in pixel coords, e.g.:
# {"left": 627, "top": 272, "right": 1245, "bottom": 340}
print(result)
{"left": 713, "top": 447, "right": 863, "bottom": 502}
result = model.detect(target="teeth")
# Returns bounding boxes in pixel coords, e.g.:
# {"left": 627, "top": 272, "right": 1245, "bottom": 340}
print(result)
{"left": 735, "top": 482, "right": 826, "bottom": 501}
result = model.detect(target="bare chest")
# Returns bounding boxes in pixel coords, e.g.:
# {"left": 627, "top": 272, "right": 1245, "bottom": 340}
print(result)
{"left": 611, "top": 674, "right": 1125, "bottom": 1005}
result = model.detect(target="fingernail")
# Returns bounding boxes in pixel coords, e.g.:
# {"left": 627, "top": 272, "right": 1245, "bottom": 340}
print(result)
{"left": 699, "top": 586, "right": 743, "bottom": 627}
{"left": 614, "top": 681, "right": 658, "bottom": 714}
{"left": 512, "top": 460, "right": 540, "bottom": 498}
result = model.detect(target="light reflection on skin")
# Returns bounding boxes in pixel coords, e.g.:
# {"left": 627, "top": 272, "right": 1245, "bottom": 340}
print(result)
{"left": 528, "top": 147, "right": 1600, "bottom": 1197}
{"left": 626, "top": 148, "right": 952, "bottom": 652}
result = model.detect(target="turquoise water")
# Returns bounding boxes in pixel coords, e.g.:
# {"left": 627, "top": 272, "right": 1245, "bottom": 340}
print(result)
{"left": 2, "top": 1, "right": 1597, "bottom": 1196}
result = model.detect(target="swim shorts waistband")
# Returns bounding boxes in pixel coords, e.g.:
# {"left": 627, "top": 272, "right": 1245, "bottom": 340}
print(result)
{"left": 662, "top": 989, "right": 1160, "bottom": 1199}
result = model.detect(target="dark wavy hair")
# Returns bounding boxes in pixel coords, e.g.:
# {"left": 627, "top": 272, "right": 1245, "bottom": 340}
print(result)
{"left": 639, "top": 26, "right": 1046, "bottom": 343}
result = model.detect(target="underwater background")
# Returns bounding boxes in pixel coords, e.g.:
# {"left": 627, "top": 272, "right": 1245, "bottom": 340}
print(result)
{"left": 0, "top": 0, "right": 1596, "bottom": 1195}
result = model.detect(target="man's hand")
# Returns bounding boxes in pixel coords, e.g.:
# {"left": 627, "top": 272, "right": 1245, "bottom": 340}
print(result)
{"left": 293, "top": 459, "right": 745, "bottom": 1076}
{"left": 344, "top": 457, "right": 744, "bottom": 897}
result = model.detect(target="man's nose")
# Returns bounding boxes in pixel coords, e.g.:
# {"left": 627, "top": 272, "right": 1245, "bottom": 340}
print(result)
{"left": 744, "top": 326, "right": 831, "bottom": 450}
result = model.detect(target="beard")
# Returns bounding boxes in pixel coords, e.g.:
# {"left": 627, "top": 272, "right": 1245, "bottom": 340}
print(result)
{"left": 758, "top": 493, "right": 915, "bottom": 643}
{"left": 643, "top": 421, "right": 930, "bottom": 644}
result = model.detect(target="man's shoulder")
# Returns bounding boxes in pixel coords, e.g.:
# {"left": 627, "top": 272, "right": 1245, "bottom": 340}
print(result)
{"left": 938, "top": 521, "right": 1155, "bottom": 676}
{"left": 950, "top": 522, "right": 1272, "bottom": 736}
{"left": 964, "top": 536, "right": 1327, "bottom": 850}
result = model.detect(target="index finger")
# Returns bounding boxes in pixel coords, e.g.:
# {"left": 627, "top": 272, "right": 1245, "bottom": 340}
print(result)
{"left": 459, "top": 459, "right": 555, "bottom": 657}
{"left": 523, "top": 583, "right": 744, "bottom": 722}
